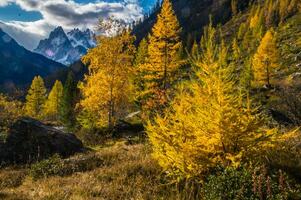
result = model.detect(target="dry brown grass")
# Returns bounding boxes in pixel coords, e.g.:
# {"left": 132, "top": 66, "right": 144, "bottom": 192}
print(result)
{"left": 0, "top": 141, "right": 176, "bottom": 200}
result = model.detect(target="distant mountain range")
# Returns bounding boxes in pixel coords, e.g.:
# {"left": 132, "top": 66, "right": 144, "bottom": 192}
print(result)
{"left": 0, "top": 22, "right": 44, "bottom": 51}
{"left": 34, "top": 27, "right": 96, "bottom": 65}
{"left": 0, "top": 28, "right": 65, "bottom": 94}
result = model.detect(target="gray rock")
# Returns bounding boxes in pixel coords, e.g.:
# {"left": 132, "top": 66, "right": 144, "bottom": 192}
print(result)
{"left": 0, "top": 117, "right": 84, "bottom": 164}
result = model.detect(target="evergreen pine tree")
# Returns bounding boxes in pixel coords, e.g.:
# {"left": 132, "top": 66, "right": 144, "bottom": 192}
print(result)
{"left": 60, "top": 72, "right": 78, "bottom": 130}
{"left": 25, "top": 76, "right": 46, "bottom": 119}
{"left": 43, "top": 80, "right": 63, "bottom": 121}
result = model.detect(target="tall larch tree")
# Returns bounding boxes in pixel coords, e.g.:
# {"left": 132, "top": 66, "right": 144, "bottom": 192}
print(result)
{"left": 0, "top": 94, "right": 24, "bottom": 133}
{"left": 134, "top": 38, "right": 148, "bottom": 67}
{"left": 191, "top": 40, "right": 200, "bottom": 61}
{"left": 79, "top": 31, "right": 136, "bottom": 129}
{"left": 232, "top": 38, "right": 241, "bottom": 61}
{"left": 279, "top": 0, "right": 298, "bottom": 23}
{"left": 231, "top": 0, "right": 238, "bottom": 16}
{"left": 264, "top": 0, "right": 277, "bottom": 28}
{"left": 59, "top": 72, "right": 78, "bottom": 130}
{"left": 134, "top": 38, "right": 149, "bottom": 107}
{"left": 138, "top": 0, "right": 182, "bottom": 117}
{"left": 43, "top": 80, "right": 63, "bottom": 121}
{"left": 25, "top": 76, "right": 46, "bottom": 119}
{"left": 252, "top": 29, "right": 279, "bottom": 87}
{"left": 147, "top": 23, "right": 269, "bottom": 178}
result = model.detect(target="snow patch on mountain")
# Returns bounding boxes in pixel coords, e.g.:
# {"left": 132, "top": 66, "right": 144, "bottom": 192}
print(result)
{"left": 34, "top": 27, "right": 96, "bottom": 65}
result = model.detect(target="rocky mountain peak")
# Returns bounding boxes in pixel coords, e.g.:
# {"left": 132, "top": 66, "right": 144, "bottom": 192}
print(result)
{"left": 34, "top": 27, "right": 96, "bottom": 65}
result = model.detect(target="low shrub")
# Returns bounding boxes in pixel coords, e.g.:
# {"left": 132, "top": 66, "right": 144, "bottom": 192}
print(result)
{"left": 202, "top": 167, "right": 254, "bottom": 200}
{"left": 0, "top": 94, "right": 23, "bottom": 135}
{"left": 63, "top": 153, "right": 103, "bottom": 174}
{"left": 202, "top": 166, "right": 301, "bottom": 200}
{"left": 76, "top": 128, "right": 109, "bottom": 146}
{"left": 30, "top": 153, "right": 103, "bottom": 180}
{"left": 29, "top": 154, "right": 65, "bottom": 180}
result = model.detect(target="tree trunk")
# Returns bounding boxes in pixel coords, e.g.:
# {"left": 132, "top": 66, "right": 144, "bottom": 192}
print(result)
{"left": 163, "top": 42, "right": 168, "bottom": 90}
{"left": 266, "top": 61, "right": 271, "bottom": 88}
{"left": 108, "top": 88, "right": 114, "bottom": 129}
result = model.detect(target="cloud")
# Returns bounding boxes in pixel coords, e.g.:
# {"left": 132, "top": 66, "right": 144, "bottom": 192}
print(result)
{"left": 0, "top": 21, "right": 44, "bottom": 50}
{"left": 0, "top": 0, "right": 143, "bottom": 50}
{"left": 0, "top": 0, "right": 14, "bottom": 7}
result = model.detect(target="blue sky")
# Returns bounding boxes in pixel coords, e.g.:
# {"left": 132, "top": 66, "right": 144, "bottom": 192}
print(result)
{"left": 0, "top": 4, "right": 42, "bottom": 22}
{"left": 0, "top": 0, "right": 156, "bottom": 22}
{"left": 0, "top": 0, "right": 157, "bottom": 50}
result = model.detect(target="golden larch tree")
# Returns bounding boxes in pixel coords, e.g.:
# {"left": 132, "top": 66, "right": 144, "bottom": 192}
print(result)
{"left": 138, "top": 0, "right": 182, "bottom": 116}
{"left": 79, "top": 31, "right": 136, "bottom": 129}
{"left": 252, "top": 29, "right": 279, "bottom": 87}
{"left": 0, "top": 94, "right": 24, "bottom": 133}
{"left": 231, "top": 0, "right": 238, "bottom": 16}
{"left": 134, "top": 38, "right": 149, "bottom": 106}
{"left": 147, "top": 23, "right": 269, "bottom": 178}
{"left": 279, "top": 0, "right": 298, "bottom": 23}
{"left": 134, "top": 38, "right": 148, "bottom": 67}
{"left": 25, "top": 76, "right": 46, "bottom": 119}
{"left": 43, "top": 80, "right": 63, "bottom": 121}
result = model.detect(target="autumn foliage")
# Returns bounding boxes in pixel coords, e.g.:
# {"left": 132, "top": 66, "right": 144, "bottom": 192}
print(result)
{"left": 147, "top": 23, "right": 273, "bottom": 178}
{"left": 79, "top": 31, "right": 136, "bottom": 129}
{"left": 1, "top": 0, "right": 301, "bottom": 196}
{"left": 136, "top": 0, "right": 183, "bottom": 117}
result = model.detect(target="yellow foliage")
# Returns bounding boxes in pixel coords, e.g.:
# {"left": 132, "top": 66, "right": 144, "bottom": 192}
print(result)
{"left": 252, "top": 29, "right": 279, "bottom": 86}
{"left": 0, "top": 94, "right": 23, "bottom": 133}
{"left": 232, "top": 38, "right": 241, "bottom": 61}
{"left": 43, "top": 80, "right": 63, "bottom": 121}
{"left": 137, "top": 0, "right": 183, "bottom": 116}
{"left": 79, "top": 31, "right": 136, "bottom": 128}
{"left": 279, "top": 0, "right": 298, "bottom": 23}
{"left": 147, "top": 24, "right": 269, "bottom": 178}
{"left": 231, "top": 0, "right": 238, "bottom": 16}
{"left": 25, "top": 76, "right": 47, "bottom": 119}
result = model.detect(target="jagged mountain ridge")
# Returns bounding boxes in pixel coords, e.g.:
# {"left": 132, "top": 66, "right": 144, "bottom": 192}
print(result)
{"left": 0, "top": 28, "right": 65, "bottom": 94}
{"left": 34, "top": 27, "right": 96, "bottom": 65}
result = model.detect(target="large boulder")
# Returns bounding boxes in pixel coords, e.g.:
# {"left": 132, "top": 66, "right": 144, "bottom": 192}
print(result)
{"left": 1, "top": 117, "right": 84, "bottom": 164}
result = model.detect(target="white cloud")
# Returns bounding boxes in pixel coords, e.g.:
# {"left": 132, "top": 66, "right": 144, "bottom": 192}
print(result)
{"left": 0, "top": 21, "right": 44, "bottom": 50}
{"left": 0, "top": 0, "right": 143, "bottom": 50}
{"left": 0, "top": 0, "right": 14, "bottom": 7}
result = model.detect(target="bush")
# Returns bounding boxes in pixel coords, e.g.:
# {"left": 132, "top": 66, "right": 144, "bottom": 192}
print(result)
{"left": 30, "top": 153, "right": 103, "bottom": 180}
{"left": 30, "top": 154, "right": 65, "bottom": 180}
{"left": 202, "top": 166, "right": 301, "bottom": 200}
{"left": 63, "top": 153, "right": 103, "bottom": 174}
{"left": 202, "top": 167, "right": 254, "bottom": 200}
{"left": 76, "top": 128, "right": 110, "bottom": 146}
{"left": 0, "top": 94, "right": 23, "bottom": 135}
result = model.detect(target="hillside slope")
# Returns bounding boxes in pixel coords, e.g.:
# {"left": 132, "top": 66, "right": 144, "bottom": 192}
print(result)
{"left": 0, "top": 29, "right": 65, "bottom": 94}
{"left": 133, "top": 0, "right": 251, "bottom": 43}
